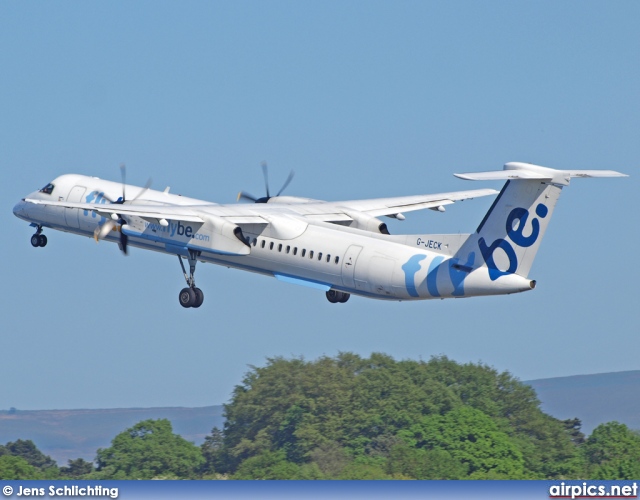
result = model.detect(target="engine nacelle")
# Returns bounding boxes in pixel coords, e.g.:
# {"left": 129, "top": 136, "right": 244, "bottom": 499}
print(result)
{"left": 341, "top": 209, "right": 390, "bottom": 235}
{"left": 266, "top": 196, "right": 320, "bottom": 204}
{"left": 195, "top": 214, "right": 250, "bottom": 255}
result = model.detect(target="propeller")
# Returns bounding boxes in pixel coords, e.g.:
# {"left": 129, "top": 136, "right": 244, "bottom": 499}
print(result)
{"left": 237, "top": 161, "right": 295, "bottom": 203}
{"left": 93, "top": 164, "right": 152, "bottom": 255}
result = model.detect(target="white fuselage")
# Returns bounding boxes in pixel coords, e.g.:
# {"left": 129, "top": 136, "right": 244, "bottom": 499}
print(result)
{"left": 13, "top": 174, "right": 535, "bottom": 301}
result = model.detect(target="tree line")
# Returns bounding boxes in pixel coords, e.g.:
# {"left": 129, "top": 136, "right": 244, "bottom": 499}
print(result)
{"left": 1, "top": 353, "right": 639, "bottom": 480}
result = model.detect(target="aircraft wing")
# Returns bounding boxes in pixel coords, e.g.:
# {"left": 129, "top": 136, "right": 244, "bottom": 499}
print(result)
{"left": 26, "top": 187, "right": 498, "bottom": 226}
{"left": 280, "top": 188, "right": 499, "bottom": 221}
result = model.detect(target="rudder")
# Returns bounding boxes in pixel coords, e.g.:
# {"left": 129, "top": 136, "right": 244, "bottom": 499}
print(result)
{"left": 454, "top": 162, "right": 626, "bottom": 279}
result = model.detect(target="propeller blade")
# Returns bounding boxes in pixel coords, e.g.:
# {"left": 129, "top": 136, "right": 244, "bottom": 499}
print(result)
{"left": 237, "top": 162, "right": 296, "bottom": 203}
{"left": 120, "top": 230, "right": 128, "bottom": 255}
{"left": 276, "top": 170, "right": 295, "bottom": 196}
{"left": 237, "top": 191, "right": 258, "bottom": 202}
{"left": 119, "top": 163, "right": 127, "bottom": 203}
{"left": 101, "top": 193, "right": 118, "bottom": 203}
{"left": 130, "top": 177, "right": 152, "bottom": 203}
{"left": 261, "top": 161, "right": 270, "bottom": 197}
{"left": 93, "top": 220, "right": 116, "bottom": 242}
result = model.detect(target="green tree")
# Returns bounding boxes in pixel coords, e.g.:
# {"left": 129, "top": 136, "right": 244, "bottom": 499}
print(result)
{"left": 60, "top": 458, "right": 94, "bottom": 478}
{"left": 222, "top": 353, "right": 457, "bottom": 468}
{"left": 95, "top": 419, "right": 204, "bottom": 479}
{"left": 386, "top": 443, "right": 467, "bottom": 479}
{"left": 218, "top": 353, "right": 582, "bottom": 478}
{"left": 0, "top": 439, "right": 58, "bottom": 478}
{"left": 308, "top": 441, "right": 350, "bottom": 477}
{"left": 338, "top": 462, "right": 391, "bottom": 479}
{"left": 0, "top": 455, "right": 42, "bottom": 479}
{"left": 583, "top": 422, "right": 640, "bottom": 479}
{"left": 401, "top": 406, "right": 526, "bottom": 478}
{"left": 233, "top": 450, "right": 323, "bottom": 479}
{"left": 201, "top": 426, "right": 227, "bottom": 476}
{"left": 563, "top": 418, "right": 586, "bottom": 446}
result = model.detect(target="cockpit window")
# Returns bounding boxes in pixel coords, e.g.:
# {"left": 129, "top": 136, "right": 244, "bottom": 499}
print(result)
{"left": 39, "top": 183, "right": 55, "bottom": 195}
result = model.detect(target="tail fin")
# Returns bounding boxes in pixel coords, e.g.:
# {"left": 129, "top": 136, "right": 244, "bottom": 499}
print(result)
{"left": 454, "top": 162, "right": 627, "bottom": 279}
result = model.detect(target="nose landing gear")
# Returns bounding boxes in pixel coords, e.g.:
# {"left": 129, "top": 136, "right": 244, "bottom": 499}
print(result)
{"left": 179, "top": 286, "right": 204, "bottom": 308}
{"left": 177, "top": 251, "right": 204, "bottom": 308}
{"left": 30, "top": 225, "right": 47, "bottom": 247}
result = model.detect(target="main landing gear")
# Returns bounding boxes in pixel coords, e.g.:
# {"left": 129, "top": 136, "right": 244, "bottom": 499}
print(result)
{"left": 177, "top": 251, "right": 204, "bottom": 308}
{"left": 30, "top": 225, "right": 47, "bottom": 248}
{"left": 326, "top": 289, "right": 350, "bottom": 304}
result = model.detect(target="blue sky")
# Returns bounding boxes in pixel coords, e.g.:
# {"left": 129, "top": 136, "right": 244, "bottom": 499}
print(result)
{"left": 1, "top": 1, "right": 638, "bottom": 410}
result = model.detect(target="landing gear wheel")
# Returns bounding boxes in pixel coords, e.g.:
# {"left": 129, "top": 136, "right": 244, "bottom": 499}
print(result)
{"left": 326, "top": 290, "right": 350, "bottom": 304}
{"left": 192, "top": 288, "right": 204, "bottom": 308}
{"left": 30, "top": 226, "right": 46, "bottom": 247}
{"left": 177, "top": 251, "right": 204, "bottom": 309}
{"left": 326, "top": 290, "right": 339, "bottom": 303}
{"left": 179, "top": 287, "right": 196, "bottom": 308}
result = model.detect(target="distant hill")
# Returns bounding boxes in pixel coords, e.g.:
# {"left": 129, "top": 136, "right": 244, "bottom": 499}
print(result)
{"left": 525, "top": 370, "right": 640, "bottom": 435}
{"left": 2, "top": 370, "right": 639, "bottom": 466}
{"left": 0, "top": 406, "right": 223, "bottom": 465}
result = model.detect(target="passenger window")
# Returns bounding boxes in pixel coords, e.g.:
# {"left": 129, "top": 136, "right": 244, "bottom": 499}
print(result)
{"left": 335, "top": 256, "right": 340, "bottom": 264}
{"left": 39, "top": 183, "right": 55, "bottom": 194}
{"left": 270, "top": 242, "right": 274, "bottom": 250}
{"left": 278, "top": 244, "right": 282, "bottom": 252}
{"left": 318, "top": 252, "right": 322, "bottom": 261}
{"left": 261, "top": 240, "right": 266, "bottom": 249}
{"left": 302, "top": 249, "right": 306, "bottom": 257}
{"left": 326, "top": 254, "right": 331, "bottom": 263}
{"left": 252, "top": 238, "right": 257, "bottom": 246}
{"left": 309, "top": 251, "right": 314, "bottom": 259}
{"left": 286, "top": 245, "right": 290, "bottom": 254}
{"left": 293, "top": 247, "right": 298, "bottom": 256}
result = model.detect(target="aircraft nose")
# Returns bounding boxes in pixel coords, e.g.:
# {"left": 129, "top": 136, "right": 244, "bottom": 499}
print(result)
{"left": 13, "top": 199, "right": 28, "bottom": 219}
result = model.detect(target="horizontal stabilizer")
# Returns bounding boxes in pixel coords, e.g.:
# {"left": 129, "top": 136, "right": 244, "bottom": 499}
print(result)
{"left": 455, "top": 162, "right": 628, "bottom": 185}
{"left": 563, "top": 170, "right": 629, "bottom": 178}
{"left": 454, "top": 171, "right": 551, "bottom": 181}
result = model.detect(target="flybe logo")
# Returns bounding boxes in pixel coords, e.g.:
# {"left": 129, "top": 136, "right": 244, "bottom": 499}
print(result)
{"left": 479, "top": 203, "right": 548, "bottom": 281}
{"left": 84, "top": 191, "right": 109, "bottom": 221}
{"left": 144, "top": 221, "right": 210, "bottom": 242}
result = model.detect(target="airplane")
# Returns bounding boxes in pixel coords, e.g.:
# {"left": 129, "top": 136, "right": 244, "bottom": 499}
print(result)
{"left": 13, "top": 162, "right": 626, "bottom": 308}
